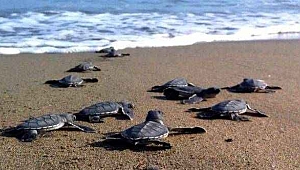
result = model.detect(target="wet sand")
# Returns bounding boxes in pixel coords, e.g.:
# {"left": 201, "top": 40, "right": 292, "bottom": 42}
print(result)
{"left": 0, "top": 40, "right": 299, "bottom": 170}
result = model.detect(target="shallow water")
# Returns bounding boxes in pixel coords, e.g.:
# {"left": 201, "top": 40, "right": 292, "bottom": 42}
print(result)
{"left": 0, "top": 0, "right": 299, "bottom": 54}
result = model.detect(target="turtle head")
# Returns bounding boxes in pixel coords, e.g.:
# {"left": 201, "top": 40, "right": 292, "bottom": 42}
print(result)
{"left": 145, "top": 110, "right": 164, "bottom": 124}
{"left": 60, "top": 114, "right": 76, "bottom": 123}
{"left": 202, "top": 87, "right": 221, "bottom": 98}
{"left": 119, "top": 101, "right": 134, "bottom": 109}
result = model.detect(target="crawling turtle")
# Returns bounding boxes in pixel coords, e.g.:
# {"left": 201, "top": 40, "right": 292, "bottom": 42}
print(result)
{"left": 163, "top": 86, "right": 221, "bottom": 104}
{"left": 67, "top": 62, "right": 101, "bottom": 72}
{"left": 95, "top": 47, "right": 115, "bottom": 53}
{"left": 2, "top": 113, "right": 95, "bottom": 142}
{"left": 188, "top": 99, "right": 268, "bottom": 121}
{"left": 103, "top": 49, "right": 130, "bottom": 57}
{"left": 149, "top": 78, "right": 195, "bottom": 92}
{"left": 105, "top": 110, "right": 206, "bottom": 149}
{"left": 75, "top": 101, "right": 134, "bottom": 122}
{"left": 222, "top": 78, "right": 282, "bottom": 93}
{"left": 45, "top": 75, "right": 98, "bottom": 87}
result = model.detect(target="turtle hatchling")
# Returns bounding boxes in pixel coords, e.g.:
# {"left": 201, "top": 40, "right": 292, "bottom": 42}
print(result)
{"left": 149, "top": 78, "right": 195, "bottom": 92}
{"left": 95, "top": 46, "right": 115, "bottom": 53}
{"left": 104, "top": 49, "right": 130, "bottom": 57}
{"left": 2, "top": 113, "right": 95, "bottom": 142}
{"left": 75, "top": 101, "right": 134, "bottom": 123}
{"left": 222, "top": 78, "right": 282, "bottom": 93}
{"left": 163, "top": 86, "right": 221, "bottom": 104}
{"left": 45, "top": 75, "right": 98, "bottom": 87}
{"left": 105, "top": 110, "right": 206, "bottom": 149}
{"left": 67, "top": 62, "right": 101, "bottom": 72}
{"left": 188, "top": 99, "right": 268, "bottom": 121}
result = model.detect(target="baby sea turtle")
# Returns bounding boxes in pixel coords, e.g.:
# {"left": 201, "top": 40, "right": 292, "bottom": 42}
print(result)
{"left": 105, "top": 110, "right": 206, "bottom": 149}
{"left": 45, "top": 75, "right": 98, "bottom": 87}
{"left": 2, "top": 113, "right": 95, "bottom": 142}
{"left": 95, "top": 47, "right": 115, "bottom": 53}
{"left": 188, "top": 99, "right": 268, "bottom": 121}
{"left": 75, "top": 101, "right": 134, "bottom": 123}
{"left": 222, "top": 78, "right": 282, "bottom": 93}
{"left": 149, "top": 78, "right": 195, "bottom": 92}
{"left": 104, "top": 49, "right": 130, "bottom": 57}
{"left": 163, "top": 86, "right": 221, "bottom": 104}
{"left": 67, "top": 62, "right": 101, "bottom": 72}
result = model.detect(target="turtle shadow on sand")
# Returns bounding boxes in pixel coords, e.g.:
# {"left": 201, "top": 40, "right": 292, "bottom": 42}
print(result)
{"left": 193, "top": 112, "right": 267, "bottom": 121}
{"left": 151, "top": 95, "right": 172, "bottom": 101}
{"left": 89, "top": 137, "right": 170, "bottom": 152}
{"left": 1, "top": 125, "right": 95, "bottom": 142}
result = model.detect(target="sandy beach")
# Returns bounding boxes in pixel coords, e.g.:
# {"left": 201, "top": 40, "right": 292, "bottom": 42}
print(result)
{"left": 0, "top": 40, "right": 299, "bottom": 170}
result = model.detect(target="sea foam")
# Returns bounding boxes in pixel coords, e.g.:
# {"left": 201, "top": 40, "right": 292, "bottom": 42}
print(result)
{"left": 0, "top": 11, "right": 299, "bottom": 54}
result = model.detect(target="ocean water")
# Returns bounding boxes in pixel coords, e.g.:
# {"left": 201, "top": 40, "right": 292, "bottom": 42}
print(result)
{"left": 0, "top": 0, "right": 299, "bottom": 54}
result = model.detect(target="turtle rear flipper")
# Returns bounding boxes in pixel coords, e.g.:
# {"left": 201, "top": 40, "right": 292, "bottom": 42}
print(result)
{"left": 266, "top": 86, "right": 282, "bottom": 90}
{"left": 230, "top": 113, "right": 250, "bottom": 121}
{"left": 169, "top": 126, "right": 206, "bottom": 134}
{"left": 20, "top": 130, "right": 39, "bottom": 142}
{"left": 149, "top": 85, "right": 164, "bottom": 92}
{"left": 181, "top": 94, "right": 204, "bottom": 104}
{"left": 93, "top": 66, "right": 101, "bottom": 71}
{"left": 82, "top": 78, "right": 98, "bottom": 83}
{"left": 122, "top": 107, "right": 134, "bottom": 120}
{"left": 67, "top": 122, "right": 96, "bottom": 133}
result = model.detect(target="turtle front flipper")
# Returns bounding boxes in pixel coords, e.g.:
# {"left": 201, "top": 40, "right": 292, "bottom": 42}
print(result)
{"left": 181, "top": 94, "right": 204, "bottom": 104}
{"left": 122, "top": 107, "right": 134, "bottom": 120}
{"left": 20, "top": 130, "right": 39, "bottom": 142}
{"left": 255, "top": 89, "right": 276, "bottom": 93}
{"left": 197, "top": 111, "right": 220, "bottom": 119}
{"left": 230, "top": 113, "right": 250, "bottom": 121}
{"left": 67, "top": 122, "right": 96, "bottom": 133}
{"left": 105, "top": 132, "right": 123, "bottom": 140}
{"left": 169, "top": 126, "right": 206, "bottom": 134}
{"left": 93, "top": 66, "right": 101, "bottom": 71}
{"left": 144, "top": 140, "right": 172, "bottom": 149}
{"left": 121, "top": 53, "right": 130, "bottom": 57}
{"left": 88, "top": 115, "right": 105, "bottom": 123}
{"left": 187, "top": 107, "right": 211, "bottom": 112}
{"left": 266, "top": 85, "right": 282, "bottom": 90}
{"left": 163, "top": 88, "right": 180, "bottom": 100}
{"left": 82, "top": 78, "right": 99, "bottom": 83}
{"left": 246, "top": 104, "right": 269, "bottom": 117}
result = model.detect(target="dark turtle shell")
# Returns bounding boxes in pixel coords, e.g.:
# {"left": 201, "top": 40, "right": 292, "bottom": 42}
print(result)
{"left": 58, "top": 75, "right": 83, "bottom": 86}
{"left": 211, "top": 99, "right": 247, "bottom": 113}
{"left": 79, "top": 102, "right": 120, "bottom": 117}
{"left": 163, "top": 78, "right": 189, "bottom": 87}
{"left": 74, "top": 62, "right": 94, "bottom": 71}
{"left": 16, "top": 114, "right": 66, "bottom": 131}
{"left": 150, "top": 78, "right": 191, "bottom": 92}
{"left": 121, "top": 121, "right": 169, "bottom": 141}
{"left": 240, "top": 79, "right": 267, "bottom": 89}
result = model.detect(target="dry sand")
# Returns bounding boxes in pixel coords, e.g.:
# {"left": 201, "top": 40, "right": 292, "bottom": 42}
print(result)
{"left": 0, "top": 40, "right": 299, "bottom": 170}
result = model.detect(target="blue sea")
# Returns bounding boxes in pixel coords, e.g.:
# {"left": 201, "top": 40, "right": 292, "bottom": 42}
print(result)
{"left": 0, "top": 0, "right": 299, "bottom": 54}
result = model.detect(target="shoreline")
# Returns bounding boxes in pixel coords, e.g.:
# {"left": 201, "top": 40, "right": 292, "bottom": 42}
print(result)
{"left": 1, "top": 38, "right": 300, "bottom": 55}
{"left": 0, "top": 39, "right": 299, "bottom": 169}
